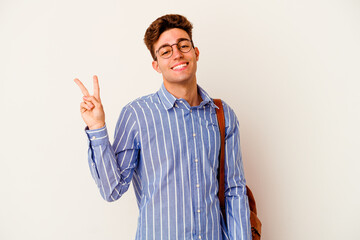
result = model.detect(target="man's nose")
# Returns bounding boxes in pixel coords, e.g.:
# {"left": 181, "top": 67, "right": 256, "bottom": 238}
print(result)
{"left": 172, "top": 45, "right": 184, "bottom": 59}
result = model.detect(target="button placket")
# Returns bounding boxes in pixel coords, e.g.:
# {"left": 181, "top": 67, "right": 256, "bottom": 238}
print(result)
{"left": 189, "top": 106, "right": 205, "bottom": 238}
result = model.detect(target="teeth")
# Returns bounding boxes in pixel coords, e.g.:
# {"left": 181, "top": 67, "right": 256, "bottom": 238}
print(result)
{"left": 173, "top": 63, "right": 187, "bottom": 70}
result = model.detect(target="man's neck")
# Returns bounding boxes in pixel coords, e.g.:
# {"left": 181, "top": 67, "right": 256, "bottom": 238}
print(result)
{"left": 163, "top": 80, "right": 202, "bottom": 107}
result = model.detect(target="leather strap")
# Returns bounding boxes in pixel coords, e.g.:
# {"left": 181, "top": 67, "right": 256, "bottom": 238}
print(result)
{"left": 213, "top": 99, "right": 226, "bottom": 225}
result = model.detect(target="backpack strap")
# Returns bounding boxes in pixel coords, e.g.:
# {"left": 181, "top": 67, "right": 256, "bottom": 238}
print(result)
{"left": 213, "top": 99, "right": 226, "bottom": 225}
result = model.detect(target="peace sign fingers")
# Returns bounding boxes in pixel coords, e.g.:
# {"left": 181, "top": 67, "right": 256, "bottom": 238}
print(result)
{"left": 74, "top": 76, "right": 101, "bottom": 101}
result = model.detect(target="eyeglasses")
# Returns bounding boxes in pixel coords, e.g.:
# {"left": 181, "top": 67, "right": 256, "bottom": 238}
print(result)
{"left": 155, "top": 39, "right": 194, "bottom": 59}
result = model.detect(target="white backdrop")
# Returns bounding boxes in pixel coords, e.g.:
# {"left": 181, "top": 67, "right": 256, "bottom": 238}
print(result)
{"left": 1, "top": 0, "right": 359, "bottom": 239}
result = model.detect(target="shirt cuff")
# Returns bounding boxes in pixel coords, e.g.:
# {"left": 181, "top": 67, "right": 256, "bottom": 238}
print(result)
{"left": 85, "top": 124, "right": 109, "bottom": 146}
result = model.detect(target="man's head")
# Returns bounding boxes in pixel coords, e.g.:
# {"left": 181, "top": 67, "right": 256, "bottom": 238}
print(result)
{"left": 144, "top": 14, "right": 193, "bottom": 60}
{"left": 144, "top": 14, "right": 200, "bottom": 87}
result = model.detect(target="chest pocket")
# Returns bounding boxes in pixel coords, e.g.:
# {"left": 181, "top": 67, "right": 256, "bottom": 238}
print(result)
{"left": 197, "top": 116, "right": 221, "bottom": 173}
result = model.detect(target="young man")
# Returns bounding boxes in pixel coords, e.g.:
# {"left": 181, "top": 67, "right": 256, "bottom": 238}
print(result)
{"left": 75, "top": 14, "right": 251, "bottom": 240}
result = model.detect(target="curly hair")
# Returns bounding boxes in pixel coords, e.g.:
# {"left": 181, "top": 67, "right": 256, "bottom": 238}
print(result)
{"left": 144, "top": 14, "right": 193, "bottom": 60}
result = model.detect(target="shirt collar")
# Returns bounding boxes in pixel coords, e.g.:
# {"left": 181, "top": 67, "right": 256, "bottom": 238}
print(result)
{"left": 197, "top": 85, "right": 219, "bottom": 109}
{"left": 157, "top": 83, "right": 218, "bottom": 110}
{"left": 158, "top": 83, "right": 177, "bottom": 110}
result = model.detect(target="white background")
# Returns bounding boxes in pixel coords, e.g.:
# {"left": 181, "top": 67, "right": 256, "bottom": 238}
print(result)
{"left": 1, "top": 0, "right": 359, "bottom": 239}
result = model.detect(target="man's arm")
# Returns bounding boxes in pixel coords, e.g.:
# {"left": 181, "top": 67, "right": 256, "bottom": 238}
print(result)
{"left": 223, "top": 101, "right": 252, "bottom": 240}
{"left": 75, "top": 76, "right": 139, "bottom": 201}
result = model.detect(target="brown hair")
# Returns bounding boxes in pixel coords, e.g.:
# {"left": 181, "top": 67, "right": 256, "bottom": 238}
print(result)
{"left": 144, "top": 14, "right": 193, "bottom": 60}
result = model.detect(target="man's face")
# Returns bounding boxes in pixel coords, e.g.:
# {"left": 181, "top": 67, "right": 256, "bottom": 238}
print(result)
{"left": 152, "top": 28, "right": 200, "bottom": 86}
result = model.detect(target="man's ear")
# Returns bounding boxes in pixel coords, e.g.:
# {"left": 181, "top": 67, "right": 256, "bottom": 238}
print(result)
{"left": 152, "top": 60, "right": 162, "bottom": 73}
{"left": 194, "top": 47, "right": 200, "bottom": 61}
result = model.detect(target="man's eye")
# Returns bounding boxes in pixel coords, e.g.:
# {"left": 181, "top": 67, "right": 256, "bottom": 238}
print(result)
{"left": 179, "top": 43, "right": 191, "bottom": 51}
{"left": 161, "top": 50, "right": 170, "bottom": 56}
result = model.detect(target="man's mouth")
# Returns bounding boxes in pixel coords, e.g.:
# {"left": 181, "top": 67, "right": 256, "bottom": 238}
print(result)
{"left": 172, "top": 63, "right": 188, "bottom": 70}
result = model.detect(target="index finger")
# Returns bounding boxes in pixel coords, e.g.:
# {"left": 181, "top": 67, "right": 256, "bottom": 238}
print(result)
{"left": 74, "top": 78, "right": 90, "bottom": 96}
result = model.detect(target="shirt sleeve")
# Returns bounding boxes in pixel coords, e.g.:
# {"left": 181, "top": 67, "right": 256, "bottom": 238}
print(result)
{"left": 222, "top": 101, "right": 252, "bottom": 240}
{"left": 85, "top": 106, "right": 140, "bottom": 202}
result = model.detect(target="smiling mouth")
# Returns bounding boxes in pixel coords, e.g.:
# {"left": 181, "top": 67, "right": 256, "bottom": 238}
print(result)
{"left": 172, "top": 63, "right": 188, "bottom": 70}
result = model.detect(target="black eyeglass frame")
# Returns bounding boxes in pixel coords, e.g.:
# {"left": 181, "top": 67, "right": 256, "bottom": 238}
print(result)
{"left": 155, "top": 39, "right": 195, "bottom": 60}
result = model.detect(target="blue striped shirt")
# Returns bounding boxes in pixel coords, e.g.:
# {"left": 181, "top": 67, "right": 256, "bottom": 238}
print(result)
{"left": 85, "top": 84, "right": 251, "bottom": 240}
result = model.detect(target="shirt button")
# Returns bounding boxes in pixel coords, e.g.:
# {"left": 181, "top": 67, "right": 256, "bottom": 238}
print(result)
{"left": 197, "top": 209, "right": 201, "bottom": 213}
{"left": 91, "top": 136, "right": 96, "bottom": 140}
{"left": 193, "top": 133, "right": 196, "bottom": 137}
{"left": 196, "top": 184, "right": 200, "bottom": 188}
{"left": 91, "top": 163, "right": 94, "bottom": 166}
{"left": 195, "top": 159, "right": 198, "bottom": 163}
{"left": 180, "top": 100, "right": 183, "bottom": 103}
{"left": 190, "top": 109, "right": 192, "bottom": 113}
{"left": 175, "top": 104, "right": 179, "bottom": 108}
{"left": 199, "top": 236, "right": 202, "bottom": 239}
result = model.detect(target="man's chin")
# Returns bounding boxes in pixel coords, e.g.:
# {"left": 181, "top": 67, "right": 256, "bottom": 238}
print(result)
{"left": 163, "top": 77, "right": 195, "bottom": 86}
{"left": 164, "top": 73, "right": 196, "bottom": 84}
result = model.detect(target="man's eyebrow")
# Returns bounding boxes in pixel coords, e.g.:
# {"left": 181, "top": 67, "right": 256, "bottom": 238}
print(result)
{"left": 157, "top": 38, "right": 191, "bottom": 50}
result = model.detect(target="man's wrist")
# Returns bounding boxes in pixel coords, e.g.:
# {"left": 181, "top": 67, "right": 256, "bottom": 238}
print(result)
{"left": 88, "top": 122, "right": 105, "bottom": 130}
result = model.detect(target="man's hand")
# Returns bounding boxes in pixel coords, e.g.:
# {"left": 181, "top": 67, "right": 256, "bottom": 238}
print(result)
{"left": 74, "top": 75, "right": 105, "bottom": 130}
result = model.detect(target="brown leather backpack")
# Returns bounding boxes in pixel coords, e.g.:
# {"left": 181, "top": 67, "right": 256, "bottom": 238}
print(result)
{"left": 214, "top": 99, "right": 262, "bottom": 240}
